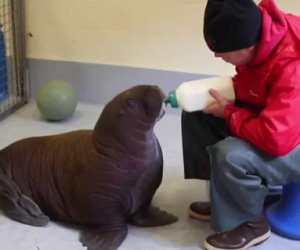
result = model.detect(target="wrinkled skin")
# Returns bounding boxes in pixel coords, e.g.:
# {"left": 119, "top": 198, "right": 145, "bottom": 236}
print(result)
{"left": 0, "top": 85, "right": 178, "bottom": 250}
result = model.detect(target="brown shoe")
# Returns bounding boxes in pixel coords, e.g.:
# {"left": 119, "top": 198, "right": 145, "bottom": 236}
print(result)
{"left": 203, "top": 217, "right": 271, "bottom": 250}
{"left": 189, "top": 201, "right": 211, "bottom": 221}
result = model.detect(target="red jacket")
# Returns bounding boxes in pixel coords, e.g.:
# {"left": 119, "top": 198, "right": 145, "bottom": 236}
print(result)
{"left": 225, "top": 0, "right": 300, "bottom": 156}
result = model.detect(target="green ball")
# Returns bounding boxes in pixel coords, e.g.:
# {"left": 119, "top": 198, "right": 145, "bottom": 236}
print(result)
{"left": 36, "top": 79, "right": 77, "bottom": 121}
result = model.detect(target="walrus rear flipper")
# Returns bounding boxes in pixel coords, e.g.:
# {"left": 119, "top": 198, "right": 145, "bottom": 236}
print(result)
{"left": 130, "top": 205, "right": 178, "bottom": 227}
{"left": 0, "top": 173, "right": 49, "bottom": 226}
{"left": 80, "top": 226, "right": 128, "bottom": 250}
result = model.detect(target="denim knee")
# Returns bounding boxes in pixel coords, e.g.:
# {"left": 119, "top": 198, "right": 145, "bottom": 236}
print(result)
{"left": 207, "top": 137, "right": 254, "bottom": 178}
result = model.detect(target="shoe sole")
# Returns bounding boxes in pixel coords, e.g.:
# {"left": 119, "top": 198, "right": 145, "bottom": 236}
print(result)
{"left": 203, "top": 229, "right": 271, "bottom": 250}
{"left": 188, "top": 209, "right": 211, "bottom": 221}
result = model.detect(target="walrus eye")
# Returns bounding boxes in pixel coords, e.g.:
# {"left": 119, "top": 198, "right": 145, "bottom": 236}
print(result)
{"left": 126, "top": 98, "right": 137, "bottom": 109}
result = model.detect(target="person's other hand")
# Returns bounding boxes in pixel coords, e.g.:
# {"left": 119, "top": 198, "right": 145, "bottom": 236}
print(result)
{"left": 203, "top": 89, "right": 230, "bottom": 118}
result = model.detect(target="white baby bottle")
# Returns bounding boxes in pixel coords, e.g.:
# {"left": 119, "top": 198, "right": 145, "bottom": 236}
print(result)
{"left": 164, "top": 76, "right": 235, "bottom": 112}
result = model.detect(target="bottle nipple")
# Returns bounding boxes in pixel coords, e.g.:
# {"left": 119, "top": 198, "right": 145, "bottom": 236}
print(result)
{"left": 163, "top": 90, "right": 178, "bottom": 108}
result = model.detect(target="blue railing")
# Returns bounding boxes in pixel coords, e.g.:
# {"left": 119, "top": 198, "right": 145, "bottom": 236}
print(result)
{"left": 0, "top": 24, "right": 8, "bottom": 103}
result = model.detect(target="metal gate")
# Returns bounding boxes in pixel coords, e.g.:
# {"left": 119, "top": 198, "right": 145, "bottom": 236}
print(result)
{"left": 0, "top": 0, "right": 28, "bottom": 120}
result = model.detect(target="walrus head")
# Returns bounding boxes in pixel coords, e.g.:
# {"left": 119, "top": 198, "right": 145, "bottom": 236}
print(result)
{"left": 93, "top": 85, "right": 166, "bottom": 149}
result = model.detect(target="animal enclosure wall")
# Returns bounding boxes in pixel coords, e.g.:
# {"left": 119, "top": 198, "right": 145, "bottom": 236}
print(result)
{"left": 0, "top": 0, "right": 28, "bottom": 120}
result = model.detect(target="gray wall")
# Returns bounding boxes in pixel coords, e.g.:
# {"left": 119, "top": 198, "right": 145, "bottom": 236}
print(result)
{"left": 28, "top": 59, "right": 211, "bottom": 106}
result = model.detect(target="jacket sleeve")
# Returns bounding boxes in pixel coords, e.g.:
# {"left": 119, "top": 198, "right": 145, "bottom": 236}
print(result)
{"left": 225, "top": 60, "right": 300, "bottom": 156}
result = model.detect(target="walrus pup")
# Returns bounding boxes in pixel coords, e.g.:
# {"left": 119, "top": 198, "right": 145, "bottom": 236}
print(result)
{"left": 0, "top": 85, "right": 177, "bottom": 250}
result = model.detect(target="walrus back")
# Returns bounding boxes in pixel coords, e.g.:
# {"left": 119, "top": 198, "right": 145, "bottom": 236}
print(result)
{"left": 0, "top": 130, "right": 93, "bottom": 221}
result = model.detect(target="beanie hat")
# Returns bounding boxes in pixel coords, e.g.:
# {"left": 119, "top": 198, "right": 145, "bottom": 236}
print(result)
{"left": 204, "top": 0, "right": 262, "bottom": 53}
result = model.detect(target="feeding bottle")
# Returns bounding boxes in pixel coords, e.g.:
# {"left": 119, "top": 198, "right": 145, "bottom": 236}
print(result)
{"left": 164, "top": 76, "right": 235, "bottom": 112}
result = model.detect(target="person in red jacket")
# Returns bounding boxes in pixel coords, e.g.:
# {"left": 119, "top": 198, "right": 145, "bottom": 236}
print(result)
{"left": 182, "top": 0, "right": 300, "bottom": 249}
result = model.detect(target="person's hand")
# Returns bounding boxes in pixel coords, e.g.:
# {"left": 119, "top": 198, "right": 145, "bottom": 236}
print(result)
{"left": 203, "top": 88, "right": 230, "bottom": 118}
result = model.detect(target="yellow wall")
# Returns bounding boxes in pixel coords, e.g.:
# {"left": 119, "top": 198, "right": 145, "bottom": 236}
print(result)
{"left": 25, "top": 0, "right": 300, "bottom": 76}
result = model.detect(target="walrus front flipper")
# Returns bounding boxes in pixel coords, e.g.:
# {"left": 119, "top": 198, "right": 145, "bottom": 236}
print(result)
{"left": 80, "top": 226, "right": 128, "bottom": 250}
{"left": 130, "top": 205, "right": 178, "bottom": 227}
{"left": 0, "top": 174, "right": 49, "bottom": 226}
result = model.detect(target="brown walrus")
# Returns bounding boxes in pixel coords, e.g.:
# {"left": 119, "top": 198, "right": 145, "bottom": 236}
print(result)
{"left": 0, "top": 85, "right": 178, "bottom": 250}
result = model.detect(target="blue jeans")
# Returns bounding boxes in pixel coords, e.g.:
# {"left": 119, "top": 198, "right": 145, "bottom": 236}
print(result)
{"left": 181, "top": 111, "right": 300, "bottom": 232}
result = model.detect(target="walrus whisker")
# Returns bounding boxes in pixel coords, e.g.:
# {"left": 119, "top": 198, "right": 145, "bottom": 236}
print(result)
{"left": 136, "top": 117, "right": 154, "bottom": 128}
{"left": 126, "top": 135, "right": 153, "bottom": 145}
{"left": 127, "top": 126, "right": 154, "bottom": 137}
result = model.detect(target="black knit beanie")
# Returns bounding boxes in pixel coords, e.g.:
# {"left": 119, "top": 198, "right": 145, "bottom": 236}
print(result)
{"left": 204, "top": 0, "right": 262, "bottom": 53}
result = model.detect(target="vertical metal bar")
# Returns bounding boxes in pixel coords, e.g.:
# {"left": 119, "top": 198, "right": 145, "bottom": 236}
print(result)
{"left": 19, "top": 0, "right": 29, "bottom": 100}
{"left": 13, "top": 0, "right": 28, "bottom": 101}
{"left": 11, "top": 0, "right": 20, "bottom": 99}
{"left": 8, "top": 0, "right": 17, "bottom": 106}
{"left": 0, "top": 0, "right": 28, "bottom": 120}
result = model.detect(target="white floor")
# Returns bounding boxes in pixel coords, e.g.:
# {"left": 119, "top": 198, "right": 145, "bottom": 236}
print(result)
{"left": 0, "top": 101, "right": 299, "bottom": 250}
